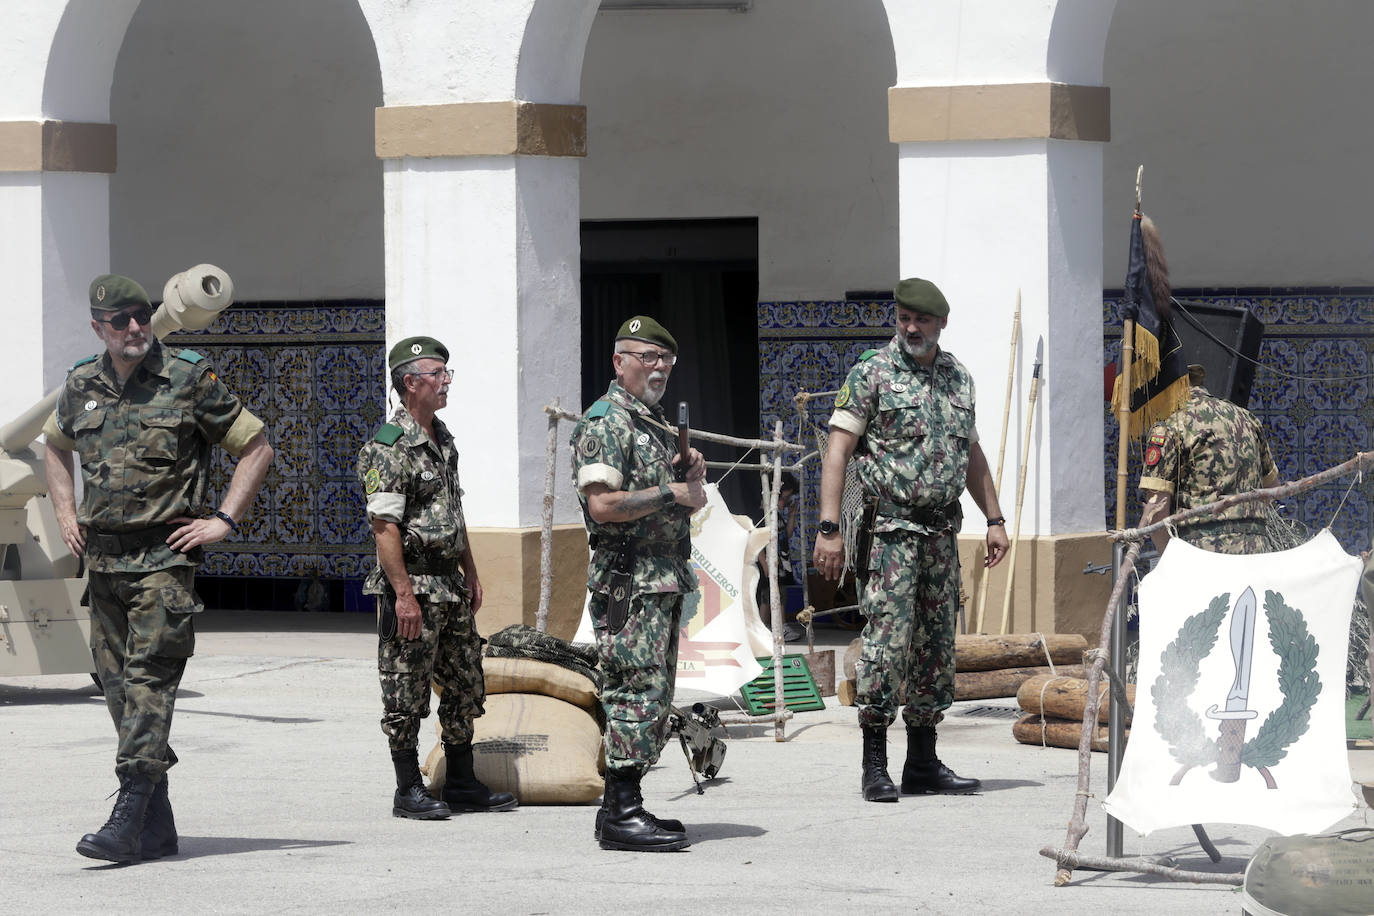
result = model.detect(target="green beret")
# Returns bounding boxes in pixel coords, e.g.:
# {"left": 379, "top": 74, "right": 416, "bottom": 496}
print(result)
{"left": 615, "top": 315, "right": 677, "bottom": 354}
{"left": 388, "top": 335, "right": 449, "bottom": 371}
{"left": 89, "top": 274, "right": 151, "bottom": 313}
{"left": 894, "top": 278, "right": 950, "bottom": 318}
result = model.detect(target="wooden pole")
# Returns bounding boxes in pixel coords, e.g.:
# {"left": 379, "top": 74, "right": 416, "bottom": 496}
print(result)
{"left": 998, "top": 341, "right": 1043, "bottom": 634}
{"left": 973, "top": 291, "right": 1020, "bottom": 633}
{"left": 765, "top": 420, "right": 787, "bottom": 741}
{"left": 536, "top": 397, "right": 559, "bottom": 633}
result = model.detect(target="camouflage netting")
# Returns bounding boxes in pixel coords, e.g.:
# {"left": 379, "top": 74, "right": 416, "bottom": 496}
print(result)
{"left": 485, "top": 624, "right": 602, "bottom": 691}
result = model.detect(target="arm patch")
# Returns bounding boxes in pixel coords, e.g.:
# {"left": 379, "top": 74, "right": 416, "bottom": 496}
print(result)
{"left": 374, "top": 423, "right": 403, "bottom": 446}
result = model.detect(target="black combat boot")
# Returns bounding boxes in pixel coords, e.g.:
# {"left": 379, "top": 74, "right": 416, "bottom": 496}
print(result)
{"left": 441, "top": 743, "right": 518, "bottom": 812}
{"left": 593, "top": 799, "right": 683, "bottom": 839}
{"left": 900, "top": 724, "right": 981, "bottom": 794}
{"left": 598, "top": 769, "right": 690, "bottom": 852}
{"left": 860, "top": 724, "right": 900, "bottom": 802}
{"left": 77, "top": 773, "right": 156, "bottom": 863}
{"left": 140, "top": 775, "right": 178, "bottom": 859}
{"left": 390, "top": 749, "right": 451, "bottom": 820}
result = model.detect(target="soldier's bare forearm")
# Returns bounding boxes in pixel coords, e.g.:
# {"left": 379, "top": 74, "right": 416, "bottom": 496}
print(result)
{"left": 605, "top": 487, "right": 665, "bottom": 520}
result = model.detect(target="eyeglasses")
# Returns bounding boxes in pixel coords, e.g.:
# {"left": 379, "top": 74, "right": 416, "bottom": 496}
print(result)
{"left": 618, "top": 349, "right": 677, "bottom": 368}
{"left": 95, "top": 306, "right": 154, "bottom": 331}
{"left": 410, "top": 367, "right": 453, "bottom": 382}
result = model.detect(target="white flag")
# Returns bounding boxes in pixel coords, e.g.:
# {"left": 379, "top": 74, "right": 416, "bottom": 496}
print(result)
{"left": 1102, "top": 529, "right": 1360, "bottom": 835}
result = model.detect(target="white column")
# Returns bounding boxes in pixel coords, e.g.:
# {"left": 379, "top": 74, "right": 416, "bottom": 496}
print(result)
{"left": 382, "top": 154, "right": 581, "bottom": 528}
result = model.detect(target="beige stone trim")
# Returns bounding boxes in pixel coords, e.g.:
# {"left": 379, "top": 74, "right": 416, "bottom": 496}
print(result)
{"left": 375, "top": 101, "right": 587, "bottom": 159}
{"left": 889, "top": 83, "right": 1110, "bottom": 143}
{"left": 468, "top": 525, "right": 590, "bottom": 641}
{"left": 956, "top": 531, "right": 1113, "bottom": 640}
{"left": 0, "top": 121, "right": 117, "bottom": 173}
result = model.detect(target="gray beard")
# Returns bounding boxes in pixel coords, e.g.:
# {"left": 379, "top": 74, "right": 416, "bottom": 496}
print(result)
{"left": 899, "top": 335, "right": 935, "bottom": 360}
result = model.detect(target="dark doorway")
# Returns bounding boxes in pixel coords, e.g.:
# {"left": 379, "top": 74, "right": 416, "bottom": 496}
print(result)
{"left": 581, "top": 218, "right": 761, "bottom": 519}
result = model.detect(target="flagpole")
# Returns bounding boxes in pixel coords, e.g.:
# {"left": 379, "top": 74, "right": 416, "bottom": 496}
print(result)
{"left": 1106, "top": 165, "right": 1146, "bottom": 860}
{"left": 973, "top": 290, "right": 1020, "bottom": 633}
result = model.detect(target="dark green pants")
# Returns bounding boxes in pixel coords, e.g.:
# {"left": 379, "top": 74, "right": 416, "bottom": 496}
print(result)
{"left": 378, "top": 592, "right": 485, "bottom": 751}
{"left": 590, "top": 591, "right": 683, "bottom": 776}
{"left": 87, "top": 566, "right": 199, "bottom": 780}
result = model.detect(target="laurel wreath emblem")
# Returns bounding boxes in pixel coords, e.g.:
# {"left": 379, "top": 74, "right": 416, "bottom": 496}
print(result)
{"left": 1152, "top": 590, "right": 1320, "bottom": 780}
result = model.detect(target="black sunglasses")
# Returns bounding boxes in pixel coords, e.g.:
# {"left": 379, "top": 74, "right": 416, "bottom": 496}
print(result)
{"left": 95, "top": 306, "right": 154, "bottom": 331}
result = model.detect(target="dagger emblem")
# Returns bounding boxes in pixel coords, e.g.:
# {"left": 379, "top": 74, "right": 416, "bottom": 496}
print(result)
{"left": 1204, "top": 587, "right": 1259, "bottom": 782}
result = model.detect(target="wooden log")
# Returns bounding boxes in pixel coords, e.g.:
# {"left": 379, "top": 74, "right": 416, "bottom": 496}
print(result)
{"left": 842, "top": 637, "right": 862, "bottom": 681}
{"left": 805, "top": 649, "right": 836, "bottom": 697}
{"left": 954, "top": 664, "right": 1086, "bottom": 700}
{"left": 954, "top": 633, "right": 1088, "bottom": 672}
{"left": 837, "top": 678, "right": 856, "bottom": 707}
{"left": 1017, "top": 674, "right": 1135, "bottom": 726}
{"left": 1014, "top": 713, "right": 1120, "bottom": 753}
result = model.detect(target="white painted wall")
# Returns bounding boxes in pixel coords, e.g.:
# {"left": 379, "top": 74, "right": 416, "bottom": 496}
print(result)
{"left": 108, "top": 0, "right": 384, "bottom": 299}
{"left": 1104, "top": 0, "right": 1374, "bottom": 286}
{"left": 580, "top": 0, "right": 899, "bottom": 300}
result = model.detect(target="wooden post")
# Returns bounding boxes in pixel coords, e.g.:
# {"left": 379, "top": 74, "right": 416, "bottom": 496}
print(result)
{"left": 973, "top": 291, "right": 1020, "bottom": 633}
{"left": 536, "top": 397, "right": 560, "bottom": 633}
{"left": 766, "top": 420, "right": 787, "bottom": 741}
{"left": 998, "top": 341, "right": 1042, "bottom": 634}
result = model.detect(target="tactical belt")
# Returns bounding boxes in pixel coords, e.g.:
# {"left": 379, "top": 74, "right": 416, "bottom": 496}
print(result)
{"left": 404, "top": 557, "right": 462, "bottom": 576}
{"left": 589, "top": 534, "right": 691, "bottom": 561}
{"left": 875, "top": 499, "right": 959, "bottom": 530}
{"left": 86, "top": 524, "right": 181, "bottom": 556}
{"left": 1179, "top": 517, "right": 1267, "bottom": 536}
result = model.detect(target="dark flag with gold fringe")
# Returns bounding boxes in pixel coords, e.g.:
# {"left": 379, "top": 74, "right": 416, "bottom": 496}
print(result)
{"left": 1110, "top": 211, "right": 1190, "bottom": 437}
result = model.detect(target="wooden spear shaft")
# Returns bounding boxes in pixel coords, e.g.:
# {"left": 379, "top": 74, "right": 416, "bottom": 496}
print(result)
{"left": 973, "top": 291, "right": 1020, "bottom": 633}
{"left": 536, "top": 396, "right": 560, "bottom": 633}
{"left": 998, "top": 345, "right": 1042, "bottom": 635}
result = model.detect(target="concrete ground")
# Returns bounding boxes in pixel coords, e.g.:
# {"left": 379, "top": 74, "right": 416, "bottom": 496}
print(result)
{"left": 4, "top": 612, "right": 1371, "bottom": 915}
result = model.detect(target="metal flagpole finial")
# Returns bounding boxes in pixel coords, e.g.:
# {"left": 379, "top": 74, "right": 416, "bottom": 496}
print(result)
{"left": 1135, "top": 165, "right": 1144, "bottom": 214}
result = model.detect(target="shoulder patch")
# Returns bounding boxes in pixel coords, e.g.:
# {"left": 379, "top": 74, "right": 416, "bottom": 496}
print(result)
{"left": 363, "top": 467, "right": 382, "bottom": 494}
{"left": 1147, "top": 429, "right": 1168, "bottom": 448}
{"left": 70, "top": 354, "right": 98, "bottom": 370}
{"left": 835, "top": 382, "right": 852, "bottom": 409}
{"left": 1144, "top": 445, "right": 1162, "bottom": 467}
{"left": 373, "top": 424, "right": 403, "bottom": 446}
{"left": 859, "top": 349, "right": 879, "bottom": 362}
{"left": 584, "top": 400, "right": 611, "bottom": 420}
{"left": 175, "top": 349, "right": 205, "bottom": 365}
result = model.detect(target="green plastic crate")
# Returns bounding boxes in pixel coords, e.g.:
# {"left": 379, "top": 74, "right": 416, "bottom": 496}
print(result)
{"left": 739, "top": 654, "right": 826, "bottom": 715}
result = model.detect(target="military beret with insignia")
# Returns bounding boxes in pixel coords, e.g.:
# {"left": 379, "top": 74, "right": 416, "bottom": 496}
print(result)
{"left": 615, "top": 315, "right": 677, "bottom": 354}
{"left": 388, "top": 335, "right": 449, "bottom": 371}
{"left": 89, "top": 274, "right": 152, "bottom": 313}
{"left": 894, "top": 277, "right": 950, "bottom": 318}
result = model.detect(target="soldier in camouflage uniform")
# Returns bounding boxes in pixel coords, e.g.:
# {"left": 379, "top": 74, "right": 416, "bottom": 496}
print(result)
{"left": 43, "top": 274, "right": 275, "bottom": 863}
{"left": 357, "top": 336, "right": 516, "bottom": 820}
{"left": 571, "top": 315, "right": 706, "bottom": 852}
{"left": 813, "top": 278, "right": 1008, "bottom": 803}
{"left": 1138, "top": 365, "right": 1278, "bottom": 555}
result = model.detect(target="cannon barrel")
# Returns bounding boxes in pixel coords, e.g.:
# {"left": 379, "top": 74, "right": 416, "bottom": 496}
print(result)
{"left": 0, "top": 265, "right": 234, "bottom": 455}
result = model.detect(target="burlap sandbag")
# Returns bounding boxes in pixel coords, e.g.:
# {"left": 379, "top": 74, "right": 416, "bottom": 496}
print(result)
{"left": 425, "top": 693, "right": 604, "bottom": 804}
{"left": 482, "top": 656, "right": 599, "bottom": 712}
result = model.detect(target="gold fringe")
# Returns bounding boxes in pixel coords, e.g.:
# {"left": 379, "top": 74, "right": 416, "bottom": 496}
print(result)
{"left": 1111, "top": 373, "right": 1190, "bottom": 438}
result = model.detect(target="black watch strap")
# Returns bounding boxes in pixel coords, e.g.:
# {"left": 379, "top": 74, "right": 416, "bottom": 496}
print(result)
{"left": 818, "top": 519, "right": 840, "bottom": 535}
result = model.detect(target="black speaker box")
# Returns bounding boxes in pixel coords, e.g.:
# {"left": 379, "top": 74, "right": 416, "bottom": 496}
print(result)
{"left": 1170, "top": 300, "right": 1265, "bottom": 408}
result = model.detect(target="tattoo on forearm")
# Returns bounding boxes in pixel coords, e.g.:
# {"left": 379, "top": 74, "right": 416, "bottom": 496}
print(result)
{"left": 611, "top": 488, "right": 662, "bottom": 519}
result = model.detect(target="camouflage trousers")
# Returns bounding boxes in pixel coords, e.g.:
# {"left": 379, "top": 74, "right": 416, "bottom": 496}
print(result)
{"left": 88, "top": 566, "right": 201, "bottom": 780}
{"left": 855, "top": 528, "right": 960, "bottom": 729}
{"left": 377, "top": 591, "right": 484, "bottom": 751}
{"left": 1176, "top": 519, "right": 1270, "bottom": 555}
{"left": 590, "top": 590, "right": 683, "bottom": 776}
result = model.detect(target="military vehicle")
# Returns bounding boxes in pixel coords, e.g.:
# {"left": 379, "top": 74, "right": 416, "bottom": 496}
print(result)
{"left": 0, "top": 266, "right": 235, "bottom": 681}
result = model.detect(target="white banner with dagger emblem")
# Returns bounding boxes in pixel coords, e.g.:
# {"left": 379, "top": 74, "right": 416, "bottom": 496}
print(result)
{"left": 1102, "top": 529, "right": 1360, "bottom": 835}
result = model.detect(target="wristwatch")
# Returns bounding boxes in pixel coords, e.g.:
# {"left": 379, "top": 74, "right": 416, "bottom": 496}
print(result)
{"left": 818, "top": 519, "right": 840, "bottom": 536}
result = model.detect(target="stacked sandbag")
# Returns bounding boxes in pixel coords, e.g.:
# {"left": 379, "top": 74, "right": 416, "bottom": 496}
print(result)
{"left": 424, "top": 629, "right": 605, "bottom": 805}
{"left": 1012, "top": 673, "right": 1133, "bottom": 753}
{"left": 836, "top": 633, "right": 1090, "bottom": 705}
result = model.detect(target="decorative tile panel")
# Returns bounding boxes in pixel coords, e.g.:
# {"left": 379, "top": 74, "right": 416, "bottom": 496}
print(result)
{"left": 164, "top": 301, "right": 385, "bottom": 582}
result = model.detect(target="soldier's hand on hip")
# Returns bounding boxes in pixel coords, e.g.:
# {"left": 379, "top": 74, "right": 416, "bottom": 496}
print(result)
{"left": 813, "top": 532, "right": 844, "bottom": 581}
{"left": 395, "top": 592, "right": 423, "bottom": 640}
{"left": 58, "top": 517, "right": 86, "bottom": 557}
{"left": 168, "top": 515, "right": 232, "bottom": 552}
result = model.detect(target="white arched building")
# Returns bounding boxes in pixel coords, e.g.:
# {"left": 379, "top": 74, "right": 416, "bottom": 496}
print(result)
{"left": 3, "top": 0, "right": 1369, "bottom": 636}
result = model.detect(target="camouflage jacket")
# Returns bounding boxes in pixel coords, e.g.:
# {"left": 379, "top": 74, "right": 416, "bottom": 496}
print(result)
{"left": 570, "top": 381, "right": 696, "bottom": 595}
{"left": 829, "top": 339, "right": 978, "bottom": 535}
{"left": 44, "top": 340, "right": 261, "bottom": 573}
{"left": 357, "top": 406, "right": 471, "bottom": 602}
{"left": 1138, "top": 386, "right": 1278, "bottom": 524}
